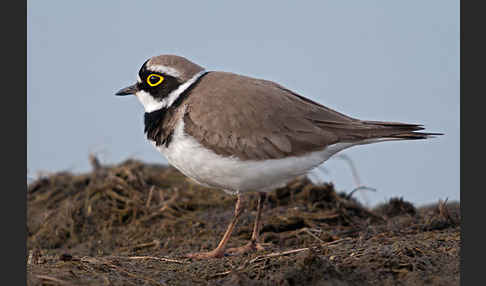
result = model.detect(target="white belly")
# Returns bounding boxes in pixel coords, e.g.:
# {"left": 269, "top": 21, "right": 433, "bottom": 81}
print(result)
{"left": 151, "top": 118, "right": 360, "bottom": 195}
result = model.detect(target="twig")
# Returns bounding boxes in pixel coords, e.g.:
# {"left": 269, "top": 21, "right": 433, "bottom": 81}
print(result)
{"left": 248, "top": 237, "right": 352, "bottom": 264}
{"left": 27, "top": 250, "right": 33, "bottom": 265}
{"left": 211, "top": 270, "right": 233, "bottom": 277}
{"left": 346, "top": 186, "right": 377, "bottom": 200}
{"left": 146, "top": 186, "right": 155, "bottom": 208}
{"left": 334, "top": 154, "right": 361, "bottom": 187}
{"left": 334, "top": 154, "right": 373, "bottom": 206}
{"left": 157, "top": 189, "right": 180, "bottom": 212}
{"left": 438, "top": 198, "right": 457, "bottom": 225}
{"left": 89, "top": 153, "right": 102, "bottom": 171}
{"left": 248, "top": 247, "right": 310, "bottom": 264}
{"left": 122, "top": 256, "right": 188, "bottom": 264}
{"left": 301, "top": 228, "right": 325, "bottom": 243}
{"left": 36, "top": 275, "right": 69, "bottom": 285}
{"left": 105, "top": 189, "right": 133, "bottom": 204}
{"left": 130, "top": 240, "right": 161, "bottom": 251}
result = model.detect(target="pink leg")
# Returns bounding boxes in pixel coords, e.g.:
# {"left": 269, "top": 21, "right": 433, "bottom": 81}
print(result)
{"left": 186, "top": 194, "right": 244, "bottom": 259}
{"left": 226, "top": 193, "right": 266, "bottom": 255}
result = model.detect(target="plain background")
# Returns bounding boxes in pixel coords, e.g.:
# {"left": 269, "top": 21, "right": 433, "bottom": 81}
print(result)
{"left": 27, "top": 1, "right": 459, "bottom": 207}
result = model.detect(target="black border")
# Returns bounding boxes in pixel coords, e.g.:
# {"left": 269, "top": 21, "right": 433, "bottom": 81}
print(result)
{"left": 3, "top": 0, "right": 27, "bottom": 284}
{"left": 460, "top": 0, "right": 480, "bottom": 284}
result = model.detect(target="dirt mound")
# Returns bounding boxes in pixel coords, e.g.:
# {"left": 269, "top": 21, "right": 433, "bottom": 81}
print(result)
{"left": 27, "top": 159, "right": 460, "bottom": 285}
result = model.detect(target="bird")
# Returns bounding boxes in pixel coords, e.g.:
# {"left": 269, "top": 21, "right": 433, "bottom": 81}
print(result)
{"left": 116, "top": 54, "right": 441, "bottom": 259}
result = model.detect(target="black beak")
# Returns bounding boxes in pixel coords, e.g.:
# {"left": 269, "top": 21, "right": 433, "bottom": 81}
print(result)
{"left": 115, "top": 83, "right": 139, "bottom": 96}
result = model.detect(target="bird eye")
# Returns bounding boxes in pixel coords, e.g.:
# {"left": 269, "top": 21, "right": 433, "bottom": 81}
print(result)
{"left": 147, "top": 74, "right": 164, "bottom": 87}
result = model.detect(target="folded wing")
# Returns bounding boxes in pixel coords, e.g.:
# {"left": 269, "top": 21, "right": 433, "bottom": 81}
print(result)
{"left": 183, "top": 72, "right": 440, "bottom": 161}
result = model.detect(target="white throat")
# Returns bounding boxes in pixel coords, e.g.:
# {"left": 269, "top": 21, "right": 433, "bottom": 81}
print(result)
{"left": 135, "top": 70, "right": 206, "bottom": 113}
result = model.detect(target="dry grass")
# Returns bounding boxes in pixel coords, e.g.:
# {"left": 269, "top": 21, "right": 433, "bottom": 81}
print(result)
{"left": 27, "top": 158, "right": 460, "bottom": 285}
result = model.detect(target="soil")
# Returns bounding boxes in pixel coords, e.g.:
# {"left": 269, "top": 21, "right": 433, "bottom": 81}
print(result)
{"left": 27, "top": 159, "right": 460, "bottom": 285}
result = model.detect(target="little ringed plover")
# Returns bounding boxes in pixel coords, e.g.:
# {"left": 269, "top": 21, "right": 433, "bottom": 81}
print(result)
{"left": 116, "top": 54, "right": 441, "bottom": 259}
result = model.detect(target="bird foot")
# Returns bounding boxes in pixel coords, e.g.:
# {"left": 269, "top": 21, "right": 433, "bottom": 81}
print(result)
{"left": 185, "top": 249, "right": 226, "bottom": 259}
{"left": 226, "top": 241, "right": 265, "bottom": 256}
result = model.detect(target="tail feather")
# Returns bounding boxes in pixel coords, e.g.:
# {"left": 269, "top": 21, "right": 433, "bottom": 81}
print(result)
{"left": 311, "top": 117, "right": 442, "bottom": 143}
{"left": 361, "top": 120, "right": 443, "bottom": 140}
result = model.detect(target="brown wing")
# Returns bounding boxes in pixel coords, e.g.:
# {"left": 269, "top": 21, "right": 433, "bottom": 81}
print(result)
{"left": 182, "top": 72, "right": 434, "bottom": 160}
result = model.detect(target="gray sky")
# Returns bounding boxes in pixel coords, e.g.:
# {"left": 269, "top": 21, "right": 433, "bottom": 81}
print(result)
{"left": 27, "top": 1, "right": 459, "bottom": 206}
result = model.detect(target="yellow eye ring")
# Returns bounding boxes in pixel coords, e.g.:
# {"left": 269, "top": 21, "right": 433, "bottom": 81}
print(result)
{"left": 147, "top": 74, "right": 164, "bottom": 87}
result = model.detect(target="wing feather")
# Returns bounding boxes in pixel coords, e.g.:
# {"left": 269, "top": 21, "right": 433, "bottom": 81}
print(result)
{"left": 181, "top": 71, "right": 436, "bottom": 160}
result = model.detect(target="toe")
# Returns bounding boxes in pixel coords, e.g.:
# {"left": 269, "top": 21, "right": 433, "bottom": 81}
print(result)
{"left": 186, "top": 250, "right": 225, "bottom": 259}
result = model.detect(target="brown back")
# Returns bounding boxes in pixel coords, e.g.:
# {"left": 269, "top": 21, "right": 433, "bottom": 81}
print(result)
{"left": 181, "top": 72, "right": 431, "bottom": 160}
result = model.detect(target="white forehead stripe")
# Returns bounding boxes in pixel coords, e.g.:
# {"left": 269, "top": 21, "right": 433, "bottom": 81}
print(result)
{"left": 146, "top": 64, "right": 182, "bottom": 78}
{"left": 135, "top": 70, "right": 206, "bottom": 113}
